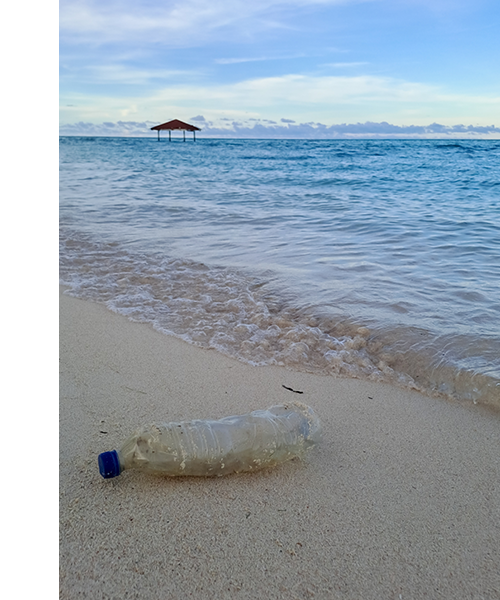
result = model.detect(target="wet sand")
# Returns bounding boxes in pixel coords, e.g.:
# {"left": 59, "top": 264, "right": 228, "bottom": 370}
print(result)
{"left": 60, "top": 287, "right": 500, "bottom": 599}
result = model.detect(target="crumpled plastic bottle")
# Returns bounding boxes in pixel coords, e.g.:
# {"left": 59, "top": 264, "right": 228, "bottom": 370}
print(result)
{"left": 98, "top": 401, "right": 321, "bottom": 479}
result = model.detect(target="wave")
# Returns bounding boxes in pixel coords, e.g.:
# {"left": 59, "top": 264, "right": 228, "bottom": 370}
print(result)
{"left": 60, "top": 229, "right": 500, "bottom": 410}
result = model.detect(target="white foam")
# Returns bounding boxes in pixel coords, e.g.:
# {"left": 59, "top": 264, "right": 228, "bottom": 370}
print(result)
{"left": 60, "top": 230, "right": 500, "bottom": 408}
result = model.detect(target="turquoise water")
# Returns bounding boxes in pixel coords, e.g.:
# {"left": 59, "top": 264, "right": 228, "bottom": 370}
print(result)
{"left": 59, "top": 137, "right": 500, "bottom": 408}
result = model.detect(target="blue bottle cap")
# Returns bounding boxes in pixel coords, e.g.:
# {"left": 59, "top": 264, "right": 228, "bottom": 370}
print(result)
{"left": 98, "top": 450, "right": 121, "bottom": 479}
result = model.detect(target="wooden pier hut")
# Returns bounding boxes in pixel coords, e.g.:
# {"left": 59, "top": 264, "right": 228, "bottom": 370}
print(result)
{"left": 150, "top": 119, "right": 201, "bottom": 141}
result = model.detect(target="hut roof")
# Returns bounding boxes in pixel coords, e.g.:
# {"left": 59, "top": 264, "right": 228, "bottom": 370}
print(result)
{"left": 151, "top": 119, "right": 201, "bottom": 132}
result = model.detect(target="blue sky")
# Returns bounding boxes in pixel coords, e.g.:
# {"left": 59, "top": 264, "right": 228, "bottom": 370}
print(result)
{"left": 59, "top": 0, "right": 500, "bottom": 138}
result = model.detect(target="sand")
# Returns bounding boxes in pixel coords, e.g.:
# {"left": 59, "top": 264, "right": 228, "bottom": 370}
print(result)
{"left": 59, "top": 287, "right": 500, "bottom": 599}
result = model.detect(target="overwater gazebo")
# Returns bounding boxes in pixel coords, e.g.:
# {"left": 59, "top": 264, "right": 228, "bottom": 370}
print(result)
{"left": 150, "top": 119, "right": 201, "bottom": 141}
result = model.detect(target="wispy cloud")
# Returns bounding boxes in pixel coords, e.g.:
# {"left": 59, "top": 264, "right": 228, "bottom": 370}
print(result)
{"left": 60, "top": 70, "right": 500, "bottom": 128}
{"left": 323, "top": 62, "right": 369, "bottom": 68}
{"left": 61, "top": 0, "right": 468, "bottom": 46}
{"left": 215, "top": 53, "right": 306, "bottom": 64}
{"left": 59, "top": 0, "right": 355, "bottom": 45}
{"left": 65, "top": 65, "right": 196, "bottom": 85}
{"left": 148, "top": 74, "right": 442, "bottom": 107}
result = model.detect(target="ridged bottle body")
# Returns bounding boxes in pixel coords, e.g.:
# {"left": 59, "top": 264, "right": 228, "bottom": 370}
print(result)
{"left": 117, "top": 402, "right": 321, "bottom": 477}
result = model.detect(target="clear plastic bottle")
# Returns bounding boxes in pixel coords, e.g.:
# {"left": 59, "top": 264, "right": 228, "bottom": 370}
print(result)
{"left": 98, "top": 401, "right": 321, "bottom": 479}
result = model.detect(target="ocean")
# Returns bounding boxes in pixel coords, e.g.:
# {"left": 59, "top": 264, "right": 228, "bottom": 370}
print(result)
{"left": 59, "top": 137, "right": 500, "bottom": 409}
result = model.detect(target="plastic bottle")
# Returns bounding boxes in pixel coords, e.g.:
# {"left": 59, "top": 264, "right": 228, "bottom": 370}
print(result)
{"left": 98, "top": 401, "right": 321, "bottom": 479}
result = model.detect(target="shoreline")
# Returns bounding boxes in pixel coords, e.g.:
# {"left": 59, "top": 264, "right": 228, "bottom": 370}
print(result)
{"left": 60, "top": 287, "right": 500, "bottom": 599}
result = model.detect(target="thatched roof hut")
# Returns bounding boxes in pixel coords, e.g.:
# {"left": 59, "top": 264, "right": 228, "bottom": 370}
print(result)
{"left": 151, "top": 119, "right": 201, "bottom": 141}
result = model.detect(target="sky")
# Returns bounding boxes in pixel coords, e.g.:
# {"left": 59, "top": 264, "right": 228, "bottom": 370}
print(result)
{"left": 59, "top": 0, "right": 500, "bottom": 138}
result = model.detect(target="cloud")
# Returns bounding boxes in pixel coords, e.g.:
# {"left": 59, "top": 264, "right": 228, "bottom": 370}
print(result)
{"left": 60, "top": 121, "right": 157, "bottom": 136}
{"left": 324, "top": 62, "right": 369, "bottom": 68}
{"left": 215, "top": 53, "right": 306, "bottom": 64}
{"left": 67, "top": 65, "right": 195, "bottom": 85}
{"left": 199, "top": 120, "right": 500, "bottom": 138}
{"left": 59, "top": 0, "right": 354, "bottom": 46}
{"left": 216, "top": 57, "right": 270, "bottom": 65}
{"left": 59, "top": 0, "right": 467, "bottom": 46}
{"left": 59, "top": 68, "right": 500, "bottom": 128}
{"left": 146, "top": 74, "right": 442, "bottom": 108}
{"left": 59, "top": 119, "right": 500, "bottom": 139}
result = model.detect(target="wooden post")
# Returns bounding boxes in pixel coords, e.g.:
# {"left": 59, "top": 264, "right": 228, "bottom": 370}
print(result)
{"left": 169, "top": 130, "right": 171, "bottom": 141}
{"left": 157, "top": 130, "right": 160, "bottom": 141}
{"left": 183, "top": 130, "right": 186, "bottom": 142}
{"left": 193, "top": 131, "right": 196, "bottom": 141}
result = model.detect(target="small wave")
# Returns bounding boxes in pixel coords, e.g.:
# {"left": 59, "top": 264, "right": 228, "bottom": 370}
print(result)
{"left": 60, "top": 229, "right": 499, "bottom": 410}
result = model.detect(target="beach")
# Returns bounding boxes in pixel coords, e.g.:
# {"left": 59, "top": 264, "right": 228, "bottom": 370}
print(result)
{"left": 60, "top": 287, "right": 500, "bottom": 599}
